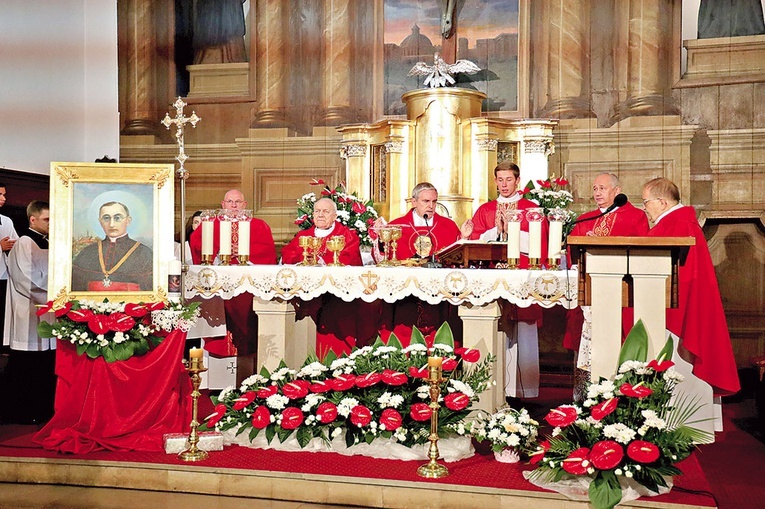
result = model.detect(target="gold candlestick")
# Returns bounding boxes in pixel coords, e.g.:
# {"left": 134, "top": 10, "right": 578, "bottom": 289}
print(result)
{"left": 218, "top": 254, "right": 231, "bottom": 266}
{"left": 417, "top": 362, "right": 449, "bottom": 478}
{"left": 236, "top": 254, "right": 249, "bottom": 265}
{"left": 528, "top": 257, "right": 541, "bottom": 270}
{"left": 506, "top": 257, "right": 519, "bottom": 269}
{"left": 179, "top": 356, "right": 209, "bottom": 462}
{"left": 200, "top": 254, "right": 213, "bottom": 266}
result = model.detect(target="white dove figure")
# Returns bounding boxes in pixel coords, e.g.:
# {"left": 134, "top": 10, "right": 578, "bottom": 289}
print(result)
{"left": 408, "top": 52, "right": 481, "bottom": 89}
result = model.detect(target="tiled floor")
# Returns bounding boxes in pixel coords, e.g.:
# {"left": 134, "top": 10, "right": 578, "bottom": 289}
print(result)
{"left": 0, "top": 483, "right": 359, "bottom": 509}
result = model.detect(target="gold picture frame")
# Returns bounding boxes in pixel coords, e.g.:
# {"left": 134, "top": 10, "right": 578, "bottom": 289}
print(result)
{"left": 48, "top": 162, "right": 175, "bottom": 304}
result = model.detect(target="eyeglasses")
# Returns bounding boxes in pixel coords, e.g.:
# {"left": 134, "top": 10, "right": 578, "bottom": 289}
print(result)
{"left": 223, "top": 199, "right": 245, "bottom": 206}
{"left": 100, "top": 214, "right": 126, "bottom": 223}
{"left": 641, "top": 198, "right": 660, "bottom": 206}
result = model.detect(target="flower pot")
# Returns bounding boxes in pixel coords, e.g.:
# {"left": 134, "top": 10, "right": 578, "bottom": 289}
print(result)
{"left": 494, "top": 448, "right": 520, "bottom": 463}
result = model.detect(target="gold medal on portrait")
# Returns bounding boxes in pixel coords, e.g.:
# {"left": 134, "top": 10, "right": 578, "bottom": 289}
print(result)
{"left": 413, "top": 234, "right": 432, "bottom": 258}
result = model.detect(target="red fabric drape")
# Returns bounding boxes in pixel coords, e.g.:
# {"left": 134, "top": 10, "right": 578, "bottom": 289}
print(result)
{"left": 33, "top": 330, "right": 192, "bottom": 454}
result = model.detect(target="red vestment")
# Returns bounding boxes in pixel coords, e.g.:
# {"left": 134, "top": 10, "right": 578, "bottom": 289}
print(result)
{"left": 387, "top": 209, "right": 461, "bottom": 260}
{"left": 564, "top": 202, "right": 650, "bottom": 350}
{"left": 282, "top": 223, "right": 378, "bottom": 357}
{"left": 189, "top": 218, "right": 276, "bottom": 356}
{"left": 647, "top": 205, "right": 739, "bottom": 396}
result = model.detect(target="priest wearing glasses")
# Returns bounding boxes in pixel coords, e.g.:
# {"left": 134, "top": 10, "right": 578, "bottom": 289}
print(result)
{"left": 71, "top": 201, "right": 153, "bottom": 292}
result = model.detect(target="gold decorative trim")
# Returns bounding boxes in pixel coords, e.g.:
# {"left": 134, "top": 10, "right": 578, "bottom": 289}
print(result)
{"left": 150, "top": 168, "right": 172, "bottom": 189}
{"left": 54, "top": 166, "right": 79, "bottom": 187}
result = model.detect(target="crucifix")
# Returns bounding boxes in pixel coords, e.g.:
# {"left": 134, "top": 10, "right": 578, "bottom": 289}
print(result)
{"left": 162, "top": 96, "right": 201, "bottom": 283}
{"left": 439, "top": 0, "right": 463, "bottom": 63}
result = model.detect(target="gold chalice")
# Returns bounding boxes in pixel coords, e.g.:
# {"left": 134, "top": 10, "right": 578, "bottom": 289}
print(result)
{"left": 389, "top": 226, "right": 402, "bottom": 266}
{"left": 326, "top": 235, "right": 346, "bottom": 266}
{"left": 298, "top": 236, "right": 313, "bottom": 265}
{"left": 309, "top": 236, "right": 323, "bottom": 266}
{"left": 378, "top": 227, "right": 394, "bottom": 267}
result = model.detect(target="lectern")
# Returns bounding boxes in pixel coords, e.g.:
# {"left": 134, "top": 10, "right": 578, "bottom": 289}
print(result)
{"left": 567, "top": 236, "right": 694, "bottom": 379}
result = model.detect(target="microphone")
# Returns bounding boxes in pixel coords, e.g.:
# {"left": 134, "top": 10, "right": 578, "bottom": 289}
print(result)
{"left": 422, "top": 213, "right": 442, "bottom": 268}
{"left": 570, "top": 193, "right": 628, "bottom": 226}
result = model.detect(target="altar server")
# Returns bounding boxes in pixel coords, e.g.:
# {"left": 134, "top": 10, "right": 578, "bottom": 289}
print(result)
{"left": 0, "top": 183, "right": 18, "bottom": 346}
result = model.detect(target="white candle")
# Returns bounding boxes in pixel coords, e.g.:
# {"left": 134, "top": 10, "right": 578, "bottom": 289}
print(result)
{"left": 168, "top": 259, "right": 182, "bottom": 275}
{"left": 237, "top": 221, "right": 250, "bottom": 256}
{"left": 548, "top": 221, "right": 563, "bottom": 260}
{"left": 507, "top": 220, "right": 521, "bottom": 259}
{"left": 201, "top": 221, "right": 214, "bottom": 256}
{"left": 219, "top": 220, "right": 232, "bottom": 255}
{"left": 528, "top": 221, "right": 542, "bottom": 259}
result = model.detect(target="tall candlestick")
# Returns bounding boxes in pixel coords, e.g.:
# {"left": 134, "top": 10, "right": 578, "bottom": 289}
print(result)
{"left": 237, "top": 220, "right": 250, "bottom": 256}
{"left": 528, "top": 221, "right": 542, "bottom": 259}
{"left": 201, "top": 221, "right": 214, "bottom": 256}
{"left": 548, "top": 221, "right": 563, "bottom": 260}
{"left": 427, "top": 356, "right": 442, "bottom": 368}
{"left": 507, "top": 221, "right": 521, "bottom": 259}
{"left": 219, "top": 220, "right": 232, "bottom": 256}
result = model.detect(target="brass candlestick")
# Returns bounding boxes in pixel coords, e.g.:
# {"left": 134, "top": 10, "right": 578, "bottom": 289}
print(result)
{"left": 236, "top": 254, "right": 249, "bottom": 265}
{"left": 417, "top": 364, "right": 449, "bottom": 478}
{"left": 200, "top": 254, "right": 213, "bottom": 266}
{"left": 218, "top": 254, "right": 231, "bottom": 266}
{"left": 179, "top": 357, "right": 209, "bottom": 462}
{"left": 528, "top": 257, "right": 541, "bottom": 270}
{"left": 506, "top": 257, "right": 519, "bottom": 269}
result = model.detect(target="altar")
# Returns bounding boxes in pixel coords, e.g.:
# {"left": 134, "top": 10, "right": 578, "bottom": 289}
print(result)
{"left": 185, "top": 265, "right": 577, "bottom": 411}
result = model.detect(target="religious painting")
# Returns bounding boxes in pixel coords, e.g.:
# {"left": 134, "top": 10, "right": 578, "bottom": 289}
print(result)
{"left": 48, "top": 162, "right": 175, "bottom": 304}
{"left": 383, "top": 0, "right": 522, "bottom": 116}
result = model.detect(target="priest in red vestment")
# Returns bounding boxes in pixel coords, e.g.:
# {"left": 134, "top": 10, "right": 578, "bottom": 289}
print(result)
{"left": 374, "top": 183, "right": 462, "bottom": 346}
{"left": 641, "top": 178, "right": 739, "bottom": 396}
{"left": 282, "top": 198, "right": 378, "bottom": 356}
{"left": 188, "top": 189, "right": 276, "bottom": 380}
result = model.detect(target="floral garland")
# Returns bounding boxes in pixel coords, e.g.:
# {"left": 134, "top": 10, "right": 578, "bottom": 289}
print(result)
{"left": 37, "top": 299, "right": 201, "bottom": 363}
{"left": 202, "top": 324, "right": 494, "bottom": 449}
{"left": 527, "top": 321, "right": 710, "bottom": 509}
{"left": 294, "top": 179, "right": 379, "bottom": 247}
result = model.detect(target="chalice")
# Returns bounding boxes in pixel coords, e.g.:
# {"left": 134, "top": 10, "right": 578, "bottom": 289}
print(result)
{"left": 326, "top": 235, "right": 346, "bottom": 266}
{"left": 378, "top": 227, "right": 394, "bottom": 267}
{"left": 297, "top": 236, "right": 313, "bottom": 266}
{"left": 389, "top": 226, "right": 402, "bottom": 266}
{"left": 309, "top": 236, "right": 323, "bottom": 266}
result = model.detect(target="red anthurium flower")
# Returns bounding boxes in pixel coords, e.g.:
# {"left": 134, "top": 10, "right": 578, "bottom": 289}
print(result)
{"left": 67, "top": 308, "right": 94, "bottom": 323}
{"left": 620, "top": 382, "right": 653, "bottom": 399}
{"left": 54, "top": 301, "right": 73, "bottom": 318}
{"left": 518, "top": 187, "right": 531, "bottom": 195}
{"left": 145, "top": 301, "right": 165, "bottom": 311}
{"left": 107, "top": 312, "right": 136, "bottom": 333}
{"left": 562, "top": 447, "right": 591, "bottom": 475}
{"left": 256, "top": 385, "right": 278, "bottom": 399}
{"left": 555, "top": 177, "right": 569, "bottom": 186}
{"left": 316, "top": 401, "right": 338, "bottom": 424}
{"left": 590, "top": 398, "right": 619, "bottom": 421}
{"left": 251, "top": 405, "right": 271, "bottom": 429}
{"left": 329, "top": 374, "right": 356, "bottom": 391}
{"left": 204, "top": 403, "right": 228, "bottom": 427}
{"left": 590, "top": 440, "right": 624, "bottom": 470}
{"left": 410, "top": 403, "right": 432, "bottom": 422}
{"left": 529, "top": 440, "right": 550, "bottom": 465}
{"left": 232, "top": 391, "right": 257, "bottom": 411}
{"left": 444, "top": 392, "right": 470, "bottom": 411}
{"left": 355, "top": 372, "right": 382, "bottom": 389}
{"left": 379, "top": 408, "right": 402, "bottom": 431}
{"left": 87, "top": 314, "right": 110, "bottom": 335}
{"left": 408, "top": 365, "right": 429, "bottom": 379}
{"left": 310, "top": 178, "right": 326, "bottom": 186}
{"left": 280, "top": 407, "right": 304, "bottom": 430}
{"left": 544, "top": 406, "right": 579, "bottom": 427}
{"left": 282, "top": 380, "right": 310, "bottom": 400}
{"left": 309, "top": 380, "right": 332, "bottom": 393}
{"left": 454, "top": 347, "right": 480, "bottom": 363}
{"left": 36, "top": 301, "right": 54, "bottom": 317}
{"left": 627, "top": 440, "right": 660, "bottom": 464}
{"left": 350, "top": 405, "right": 372, "bottom": 427}
{"left": 537, "top": 179, "right": 552, "bottom": 189}
{"left": 123, "top": 303, "right": 149, "bottom": 318}
{"left": 352, "top": 201, "right": 366, "bottom": 214}
{"left": 294, "top": 215, "right": 308, "bottom": 225}
{"left": 442, "top": 357, "right": 458, "bottom": 371}
{"left": 381, "top": 369, "right": 408, "bottom": 386}
{"left": 320, "top": 188, "right": 332, "bottom": 196}
{"left": 647, "top": 359, "right": 675, "bottom": 372}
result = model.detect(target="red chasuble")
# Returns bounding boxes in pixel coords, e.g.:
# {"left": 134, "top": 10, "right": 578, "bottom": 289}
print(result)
{"left": 563, "top": 202, "right": 650, "bottom": 351}
{"left": 281, "top": 222, "right": 362, "bottom": 266}
{"left": 647, "top": 205, "right": 740, "bottom": 396}
{"left": 387, "top": 209, "right": 461, "bottom": 260}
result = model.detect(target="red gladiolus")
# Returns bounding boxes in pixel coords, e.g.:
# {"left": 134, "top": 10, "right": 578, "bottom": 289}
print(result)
{"left": 381, "top": 369, "right": 408, "bottom": 386}
{"left": 380, "top": 408, "right": 403, "bottom": 431}
{"left": 408, "top": 365, "right": 428, "bottom": 379}
{"left": 591, "top": 398, "right": 618, "bottom": 421}
{"left": 309, "top": 380, "right": 332, "bottom": 393}
{"left": 647, "top": 359, "right": 675, "bottom": 372}
{"left": 329, "top": 374, "right": 356, "bottom": 391}
{"left": 410, "top": 403, "right": 432, "bottom": 422}
{"left": 627, "top": 440, "right": 660, "bottom": 464}
{"left": 233, "top": 391, "right": 257, "bottom": 410}
{"left": 590, "top": 440, "right": 624, "bottom": 470}
{"left": 355, "top": 372, "right": 382, "bottom": 388}
{"left": 280, "top": 407, "right": 304, "bottom": 430}
{"left": 529, "top": 440, "right": 550, "bottom": 465}
{"left": 251, "top": 405, "right": 271, "bottom": 429}
{"left": 350, "top": 405, "right": 372, "bottom": 427}
{"left": 205, "top": 403, "right": 228, "bottom": 427}
{"left": 562, "top": 447, "right": 591, "bottom": 475}
{"left": 123, "top": 303, "right": 149, "bottom": 318}
{"left": 544, "top": 406, "right": 579, "bottom": 427}
{"left": 444, "top": 392, "right": 470, "bottom": 411}
{"left": 282, "top": 380, "right": 310, "bottom": 400}
{"left": 256, "top": 385, "right": 278, "bottom": 399}
{"left": 87, "top": 314, "right": 110, "bottom": 335}
{"left": 454, "top": 347, "right": 480, "bottom": 363}
{"left": 316, "top": 401, "right": 338, "bottom": 424}
{"left": 67, "top": 308, "right": 94, "bottom": 322}
{"left": 107, "top": 312, "right": 135, "bottom": 333}
{"left": 620, "top": 382, "right": 653, "bottom": 399}
{"left": 352, "top": 201, "right": 366, "bottom": 214}
{"left": 442, "top": 357, "right": 458, "bottom": 371}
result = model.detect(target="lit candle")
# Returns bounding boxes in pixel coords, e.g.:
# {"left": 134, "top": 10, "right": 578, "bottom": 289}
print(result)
{"left": 237, "top": 220, "right": 250, "bottom": 256}
{"left": 219, "top": 220, "right": 232, "bottom": 255}
{"left": 507, "top": 220, "right": 521, "bottom": 259}
{"left": 201, "top": 220, "right": 214, "bottom": 256}
{"left": 528, "top": 221, "right": 542, "bottom": 259}
{"left": 548, "top": 221, "right": 563, "bottom": 260}
{"left": 427, "top": 356, "right": 442, "bottom": 368}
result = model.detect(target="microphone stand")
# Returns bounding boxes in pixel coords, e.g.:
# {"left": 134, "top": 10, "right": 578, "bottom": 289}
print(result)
{"left": 423, "top": 214, "right": 442, "bottom": 268}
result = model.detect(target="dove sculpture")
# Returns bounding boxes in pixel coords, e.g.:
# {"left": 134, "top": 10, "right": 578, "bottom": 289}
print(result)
{"left": 407, "top": 52, "right": 481, "bottom": 89}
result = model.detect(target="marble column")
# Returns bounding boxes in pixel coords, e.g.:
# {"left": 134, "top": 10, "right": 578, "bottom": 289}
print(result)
{"left": 121, "top": 0, "right": 158, "bottom": 136}
{"left": 321, "top": 0, "right": 355, "bottom": 125}
{"left": 537, "top": 0, "right": 594, "bottom": 119}
{"left": 252, "top": 0, "right": 289, "bottom": 127}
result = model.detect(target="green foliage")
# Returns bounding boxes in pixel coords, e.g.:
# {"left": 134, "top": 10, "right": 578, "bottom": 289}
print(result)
{"left": 618, "top": 319, "right": 649, "bottom": 365}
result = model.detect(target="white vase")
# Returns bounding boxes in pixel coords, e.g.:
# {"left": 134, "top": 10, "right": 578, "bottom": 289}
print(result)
{"left": 494, "top": 448, "right": 520, "bottom": 463}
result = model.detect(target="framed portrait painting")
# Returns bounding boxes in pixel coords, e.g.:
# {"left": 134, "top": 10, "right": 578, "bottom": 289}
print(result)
{"left": 49, "top": 162, "right": 175, "bottom": 303}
